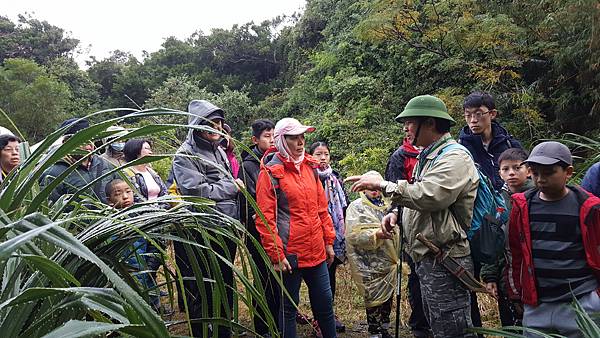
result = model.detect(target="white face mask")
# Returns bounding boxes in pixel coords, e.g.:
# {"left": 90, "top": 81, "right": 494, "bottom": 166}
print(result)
{"left": 110, "top": 142, "right": 125, "bottom": 152}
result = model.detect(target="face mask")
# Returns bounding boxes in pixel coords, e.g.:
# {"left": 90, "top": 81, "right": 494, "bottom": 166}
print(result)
{"left": 110, "top": 142, "right": 125, "bottom": 152}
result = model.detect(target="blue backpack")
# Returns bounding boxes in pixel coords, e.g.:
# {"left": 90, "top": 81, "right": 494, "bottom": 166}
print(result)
{"left": 435, "top": 143, "right": 509, "bottom": 264}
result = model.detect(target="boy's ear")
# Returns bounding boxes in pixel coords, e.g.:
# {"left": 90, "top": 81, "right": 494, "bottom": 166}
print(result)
{"left": 251, "top": 135, "right": 259, "bottom": 145}
{"left": 522, "top": 164, "right": 531, "bottom": 178}
{"left": 566, "top": 165, "right": 574, "bottom": 178}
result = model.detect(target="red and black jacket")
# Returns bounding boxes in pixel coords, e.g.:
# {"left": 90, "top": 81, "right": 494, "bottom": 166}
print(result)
{"left": 384, "top": 137, "right": 419, "bottom": 183}
{"left": 506, "top": 185, "right": 600, "bottom": 305}
{"left": 255, "top": 149, "right": 336, "bottom": 268}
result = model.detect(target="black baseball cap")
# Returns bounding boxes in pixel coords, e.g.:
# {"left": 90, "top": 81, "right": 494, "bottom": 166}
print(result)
{"left": 60, "top": 118, "right": 90, "bottom": 135}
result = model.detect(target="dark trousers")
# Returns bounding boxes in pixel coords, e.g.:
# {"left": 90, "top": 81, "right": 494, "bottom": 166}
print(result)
{"left": 470, "top": 261, "right": 483, "bottom": 338}
{"left": 498, "top": 289, "right": 522, "bottom": 327}
{"left": 280, "top": 261, "right": 336, "bottom": 338}
{"left": 328, "top": 257, "right": 341, "bottom": 301}
{"left": 247, "top": 224, "right": 281, "bottom": 336}
{"left": 406, "top": 254, "right": 431, "bottom": 335}
{"left": 366, "top": 297, "right": 393, "bottom": 334}
{"left": 174, "top": 233, "right": 237, "bottom": 338}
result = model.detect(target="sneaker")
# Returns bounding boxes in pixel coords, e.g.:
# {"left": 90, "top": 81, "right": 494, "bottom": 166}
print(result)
{"left": 311, "top": 319, "right": 323, "bottom": 338}
{"left": 334, "top": 315, "right": 346, "bottom": 332}
{"left": 296, "top": 312, "right": 311, "bottom": 325}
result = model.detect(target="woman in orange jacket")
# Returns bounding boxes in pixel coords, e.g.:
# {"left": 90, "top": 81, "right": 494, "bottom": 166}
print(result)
{"left": 255, "top": 117, "right": 337, "bottom": 338}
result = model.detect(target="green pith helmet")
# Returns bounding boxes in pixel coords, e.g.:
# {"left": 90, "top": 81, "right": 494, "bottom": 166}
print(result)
{"left": 395, "top": 95, "right": 456, "bottom": 126}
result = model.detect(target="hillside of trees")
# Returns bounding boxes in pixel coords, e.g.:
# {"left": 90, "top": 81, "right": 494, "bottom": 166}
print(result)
{"left": 2, "top": 0, "right": 599, "bottom": 176}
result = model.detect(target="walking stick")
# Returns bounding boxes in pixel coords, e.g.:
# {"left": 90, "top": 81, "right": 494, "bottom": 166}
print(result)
{"left": 395, "top": 224, "right": 404, "bottom": 338}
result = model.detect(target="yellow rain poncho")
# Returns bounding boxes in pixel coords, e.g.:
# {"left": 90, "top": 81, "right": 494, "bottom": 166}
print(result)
{"left": 345, "top": 192, "right": 400, "bottom": 308}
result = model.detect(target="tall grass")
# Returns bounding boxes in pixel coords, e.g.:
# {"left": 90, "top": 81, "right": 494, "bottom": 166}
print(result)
{"left": 0, "top": 108, "right": 278, "bottom": 337}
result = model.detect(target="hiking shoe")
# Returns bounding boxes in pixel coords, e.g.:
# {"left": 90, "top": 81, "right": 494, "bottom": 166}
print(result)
{"left": 335, "top": 315, "right": 346, "bottom": 332}
{"left": 296, "top": 312, "right": 311, "bottom": 325}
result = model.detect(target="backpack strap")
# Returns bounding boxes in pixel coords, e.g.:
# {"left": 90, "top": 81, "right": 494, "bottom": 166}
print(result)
{"left": 435, "top": 143, "right": 473, "bottom": 162}
{"left": 431, "top": 143, "right": 477, "bottom": 242}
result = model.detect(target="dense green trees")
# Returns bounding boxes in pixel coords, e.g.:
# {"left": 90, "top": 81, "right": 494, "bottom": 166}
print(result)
{"left": 0, "top": 2, "right": 599, "bottom": 336}
{"left": 1, "top": 0, "right": 599, "bottom": 171}
{"left": 0, "top": 58, "right": 72, "bottom": 141}
{"left": 0, "top": 14, "right": 78, "bottom": 65}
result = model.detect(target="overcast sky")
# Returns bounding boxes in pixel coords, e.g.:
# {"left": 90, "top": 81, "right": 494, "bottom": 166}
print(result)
{"left": 3, "top": 0, "right": 306, "bottom": 65}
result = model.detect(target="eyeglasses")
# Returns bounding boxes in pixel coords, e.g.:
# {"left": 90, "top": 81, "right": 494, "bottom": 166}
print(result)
{"left": 464, "top": 110, "right": 492, "bottom": 120}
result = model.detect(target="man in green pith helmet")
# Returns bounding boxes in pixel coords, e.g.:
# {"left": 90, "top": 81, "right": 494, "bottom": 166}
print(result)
{"left": 346, "top": 95, "right": 479, "bottom": 338}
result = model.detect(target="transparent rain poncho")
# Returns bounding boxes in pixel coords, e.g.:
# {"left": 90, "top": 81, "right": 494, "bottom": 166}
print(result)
{"left": 345, "top": 193, "right": 400, "bottom": 307}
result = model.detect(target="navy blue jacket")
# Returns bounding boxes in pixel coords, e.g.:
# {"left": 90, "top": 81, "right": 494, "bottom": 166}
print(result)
{"left": 582, "top": 162, "right": 600, "bottom": 197}
{"left": 458, "top": 121, "right": 522, "bottom": 191}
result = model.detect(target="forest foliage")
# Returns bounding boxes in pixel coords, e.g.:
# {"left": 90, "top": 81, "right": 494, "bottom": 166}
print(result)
{"left": 1, "top": 0, "right": 599, "bottom": 175}
{"left": 0, "top": 1, "right": 599, "bottom": 336}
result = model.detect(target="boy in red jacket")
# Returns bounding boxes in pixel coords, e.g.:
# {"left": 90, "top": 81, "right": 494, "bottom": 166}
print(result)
{"left": 506, "top": 141, "right": 600, "bottom": 337}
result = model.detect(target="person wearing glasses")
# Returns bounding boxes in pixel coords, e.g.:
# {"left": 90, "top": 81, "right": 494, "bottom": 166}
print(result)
{"left": 0, "top": 134, "right": 21, "bottom": 183}
{"left": 458, "top": 92, "right": 522, "bottom": 192}
{"left": 458, "top": 92, "right": 523, "bottom": 336}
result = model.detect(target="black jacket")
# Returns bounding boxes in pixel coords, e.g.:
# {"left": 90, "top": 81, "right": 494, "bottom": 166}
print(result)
{"left": 458, "top": 121, "right": 522, "bottom": 191}
{"left": 39, "top": 155, "right": 118, "bottom": 204}
{"left": 240, "top": 146, "right": 263, "bottom": 236}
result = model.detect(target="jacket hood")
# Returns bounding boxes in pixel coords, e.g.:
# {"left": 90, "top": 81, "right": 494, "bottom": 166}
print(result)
{"left": 401, "top": 137, "right": 420, "bottom": 157}
{"left": 459, "top": 121, "right": 510, "bottom": 140}
{"left": 185, "top": 100, "right": 224, "bottom": 145}
{"left": 187, "top": 100, "right": 224, "bottom": 126}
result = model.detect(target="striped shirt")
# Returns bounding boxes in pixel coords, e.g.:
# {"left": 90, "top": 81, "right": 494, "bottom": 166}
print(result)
{"left": 530, "top": 191, "right": 598, "bottom": 302}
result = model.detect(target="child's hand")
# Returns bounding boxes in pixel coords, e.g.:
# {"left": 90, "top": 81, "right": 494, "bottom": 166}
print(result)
{"left": 485, "top": 282, "right": 498, "bottom": 298}
{"left": 380, "top": 212, "right": 397, "bottom": 238}
{"left": 375, "top": 229, "right": 387, "bottom": 239}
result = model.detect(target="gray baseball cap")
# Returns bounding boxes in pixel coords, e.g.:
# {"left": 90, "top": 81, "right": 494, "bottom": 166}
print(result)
{"left": 523, "top": 141, "right": 572, "bottom": 166}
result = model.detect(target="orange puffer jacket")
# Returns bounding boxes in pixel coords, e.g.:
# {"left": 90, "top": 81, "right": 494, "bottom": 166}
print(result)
{"left": 255, "top": 150, "right": 336, "bottom": 268}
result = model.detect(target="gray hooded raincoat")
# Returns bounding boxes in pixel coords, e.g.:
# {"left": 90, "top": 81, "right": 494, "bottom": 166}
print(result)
{"left": 172, "top": 100, "right": 239, "bottom": 219}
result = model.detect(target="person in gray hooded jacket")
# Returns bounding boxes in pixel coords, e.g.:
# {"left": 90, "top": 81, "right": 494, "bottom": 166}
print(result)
{"left": 172, "top": 99, "right": 243, "bottom": 338}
